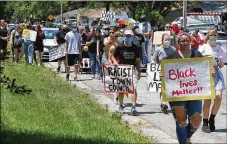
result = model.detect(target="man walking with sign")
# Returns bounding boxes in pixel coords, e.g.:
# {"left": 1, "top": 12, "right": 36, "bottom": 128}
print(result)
{"left": 55, "top": 24, "right": 69, "bottom": 73}
{"left": 65, "top": 24, "right": 82, "bottom": 81}
{"left": 112, "top": 30, "right": 141, "bottom": 116}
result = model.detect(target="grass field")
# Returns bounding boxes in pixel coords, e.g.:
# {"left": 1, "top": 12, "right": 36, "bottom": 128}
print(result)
{"left": 0, "top": 57, "right": 152, "bottom": 144}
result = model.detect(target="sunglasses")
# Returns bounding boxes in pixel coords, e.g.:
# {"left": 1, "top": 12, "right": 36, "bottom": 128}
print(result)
{"left": 165, "top": 26, "right": 172, "bottom": 28}
{"left": 109, "top": 32, "right": 114, "bottom": 34}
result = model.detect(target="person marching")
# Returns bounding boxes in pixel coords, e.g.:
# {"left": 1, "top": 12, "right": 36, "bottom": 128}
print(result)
{"left": 11, "top": 25, "right": 23, "bottom": 63}
{"left": 198, "top": 29, "right": 227, "bottom": 133}
{"left": 55, "top": 24, "right": 69, "bottom": 73}
{"left": 111, "top": 30, "right": 141, "bottom": 116}
{"left": 132, "top": 25, "right": 145, "bottom": 62}
{"left": 86, "top": 26, "right": 104, "bottom": 79}
{"left": 65, "top": 24, "right": 82, "bottom": 81}
{"left": 153, "top": 33, "right": 176, "bottom": 114}
{"left": 165, "top": 33, "right": 203, "bottom": 144}
{"left": 138, "top": 14, "right": 152, "bottom": 67}
{"left": 34, "top": 24, "right": 45, "bottom": 66}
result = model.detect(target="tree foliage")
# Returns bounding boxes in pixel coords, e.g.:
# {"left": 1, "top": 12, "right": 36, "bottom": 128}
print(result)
{"left": 1, "top": 1, "right": 196, "bottom": 26}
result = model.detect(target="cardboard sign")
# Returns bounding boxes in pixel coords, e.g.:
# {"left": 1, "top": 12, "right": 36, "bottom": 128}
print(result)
{"left": 161, "top": 57, "right": 215, "bottom": 102}
{"left": 29, "top": 31, "right": 37, "bottom": 42}
{"left": 153, "top": 31, "right": 170, "bottom": 45}
{"left": 147, "top": 60, "right": 161, "bottom": 92}
{"left": 49, "top": 43, "right": 65, "bottom": 61}
{"left": 103, "top": 65, "right": 134, "bottom": 94}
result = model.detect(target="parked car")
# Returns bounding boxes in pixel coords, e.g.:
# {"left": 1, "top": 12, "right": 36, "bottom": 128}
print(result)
{"left": 42, "top": 28, "right": 59, "bottom": 61}
{"left": 8, "top": 24, "right": 16, "bottom": 32}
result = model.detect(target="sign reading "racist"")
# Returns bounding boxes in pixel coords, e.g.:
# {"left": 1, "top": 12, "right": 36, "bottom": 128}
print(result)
{"left": 103, "top": 65, "right": 134, "bottom": 94}
{"left": 161, "top": 57, "right": 215, "bottom": 102}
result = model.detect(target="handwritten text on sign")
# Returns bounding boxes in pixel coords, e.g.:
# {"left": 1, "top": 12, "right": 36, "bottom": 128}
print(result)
{"left": 49, "top": 44, "right": 65, "bottom": 61}
{"left": 161, "top": 57, "right": 215, "bottom": 102}
{"left": 147, "top": 60, "right": 161, "bottom": 92}
{"left": 103, "top": 65, "right": 134, "bottom": 94}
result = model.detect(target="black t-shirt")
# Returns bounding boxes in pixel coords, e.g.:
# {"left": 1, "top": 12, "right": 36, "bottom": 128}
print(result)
{"left": 88, "top": 36, "right": 105, "bottom": 54}
{"left": 133, "top": 34, "right": 145, "bottom": 51}
{"left": 81, "top": 33, "right": 88, "bottom": 44}
{"left": 114, "top": 43, "right": 140, "bottom": 66}
{"left": 167, "top": 49, "right": 203, "bottom": 59}
{"left": 82, "top": 50, "right": 90, "bottom": 58}
{"left": 0, "top": 27, "right": 8, "bottom": 48}
{"left": 55, "top": 30, "right": 66, "bottom": 44}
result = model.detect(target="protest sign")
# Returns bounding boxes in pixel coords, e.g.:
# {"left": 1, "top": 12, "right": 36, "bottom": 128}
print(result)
{"left": 147, "top": 60, "right": 161, "bottom": 92}
{"left": 22, "top": 29, "right": 30, "bottom": 40}
{"left": 103, "top": 65, "right": 134, "bottom": 94}
{"left": 153, "top": 31, "right": 170, "bottom": 45}
{"left": 49, "top": 43, "right": 65, "bottom": 61}
{"left": 161, "top": 57, "right": 215, "bottom": 102}
{"left": 29, "top": 31, "right": 37, "bottom": 42}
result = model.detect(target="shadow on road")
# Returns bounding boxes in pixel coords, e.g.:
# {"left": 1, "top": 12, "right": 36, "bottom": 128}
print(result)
{"left": 124, "top": 103, "right": 146, "bottom": 107}
{"left": 1, "top": 129, "right": 122, "bottom": 144}
{"left": 138, "top": 110, "right": 172, "bottom": 115}
{"left": 214, "top": 129, "right": 227, "bottom": 133}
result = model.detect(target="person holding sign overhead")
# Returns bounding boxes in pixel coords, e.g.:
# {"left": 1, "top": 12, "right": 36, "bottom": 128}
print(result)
{"left": 65, "top": 24, "right": 82, "bottom": 81}
{"left": 112, "top": 30, "right": 141, "bottom": 116}
{"left": 153, "top": 33, "right": 176, "bottom": 114}
{"left": 198, "top": 29, "right": 227, "bottom": 133}
{"left": 165, "top": 33, "right": 204, "bottom": 144}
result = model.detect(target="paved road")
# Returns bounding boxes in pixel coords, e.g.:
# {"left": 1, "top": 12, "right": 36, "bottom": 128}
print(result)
{"left": 45, "top": 62, "right": 227, "bottom": 143}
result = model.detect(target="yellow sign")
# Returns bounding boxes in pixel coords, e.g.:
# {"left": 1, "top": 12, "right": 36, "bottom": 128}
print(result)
{"left": 22, "top": 29, "right": 30, "bottom": 38}
{"left": 48, "top": 15, "right": 54, "bottom": 20}
{"left": 161, "top": 57, "right": 215, "bottom": 102}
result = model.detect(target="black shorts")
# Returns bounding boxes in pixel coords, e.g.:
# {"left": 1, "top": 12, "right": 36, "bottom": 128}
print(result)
{"left": 58, "top": 56, "right": 66, "bottom": 61}
{"left": 67, "top": 54, "right": 80, "bottom": 66}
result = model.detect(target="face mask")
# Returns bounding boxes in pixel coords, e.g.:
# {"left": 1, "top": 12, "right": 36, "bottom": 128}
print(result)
{"left": 117, "top": 37, "right": 124, "bottom": 43}
{"left": 72, "top": 28, "right": 78, "bottom": 33}
{"left": 134, "top": 28, "right": 140, "bottom": 34}
{"left": 208, "top": 36, "right": 217, "bottom": 43}
{"left": 124, "top": 37, "right": 133, "bottom": 44}
{"left": 163, "top": 40, "right": 170, "bottom": 47}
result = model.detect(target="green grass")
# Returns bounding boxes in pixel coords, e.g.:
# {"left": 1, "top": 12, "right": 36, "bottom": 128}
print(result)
{"left": 1, "top": 57, "right": 152, "bottom": 144}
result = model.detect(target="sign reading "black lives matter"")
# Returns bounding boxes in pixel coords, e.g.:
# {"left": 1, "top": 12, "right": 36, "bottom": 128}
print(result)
{"left": 103, "top": 65, "right": 134, "bottom": 94}
{"left": 147, "top": 60, "right": 161, "bottom": 92}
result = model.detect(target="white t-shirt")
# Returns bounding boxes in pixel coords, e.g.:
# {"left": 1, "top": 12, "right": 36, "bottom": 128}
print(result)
{"left": 198, "top": 44, "right": 227, "bottom": 64}
{"left": 139, "top": 22, "right": 151, "bottom": 41}
{"left": 65, "top": 31, "right": 81, "bottom": 54}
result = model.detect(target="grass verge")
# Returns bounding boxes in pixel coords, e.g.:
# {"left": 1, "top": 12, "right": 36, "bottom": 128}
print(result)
{"left": 1, "top": 57, "right": 152, "bottom": 144}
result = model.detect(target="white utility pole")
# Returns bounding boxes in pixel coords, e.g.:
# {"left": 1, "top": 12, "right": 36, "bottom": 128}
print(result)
{"left": 183, "top": 1, "right": 187, "bottom": 31}
{"left": 61, "top": 1, "right": 63, "bottom": 23}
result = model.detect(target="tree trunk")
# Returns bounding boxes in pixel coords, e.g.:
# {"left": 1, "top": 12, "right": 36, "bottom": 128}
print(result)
{"left": 106, "top": 1, "right": 111, "bottom": 11}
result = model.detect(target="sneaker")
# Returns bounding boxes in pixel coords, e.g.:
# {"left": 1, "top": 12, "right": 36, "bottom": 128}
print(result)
{"left": 186, "top": 139, "right": 191, "bottom": 144}
{"left": 202, "top": 125, "right": 211, "bottom": 133}
{"left": 114, "top": 95, "right": 118, "bottom": 105}
{"left": 209, "top": 119, "right": 215, "bottom": 132}
{"left": 131, "top": 107, "right": 138, "bottom": 116}
{"left": 66, "top": 74, "right": 69, "bottom": 81}
{"left": 74, "top": 76, "right": 78, "bottom": 81}
{"left": 92, "top": 75, "right": 95, "bottom": 79}
{"left": 96, "top": 74, "right": 101, "bottom": 80}
{"left": 160, "top": 104, "right": 168, "bottom": 114}
{"left": 119, "top": 105, "right": 125, "bottom": 114}
{"left": 57, "top": 67, "right": 61, "bottom": 73}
